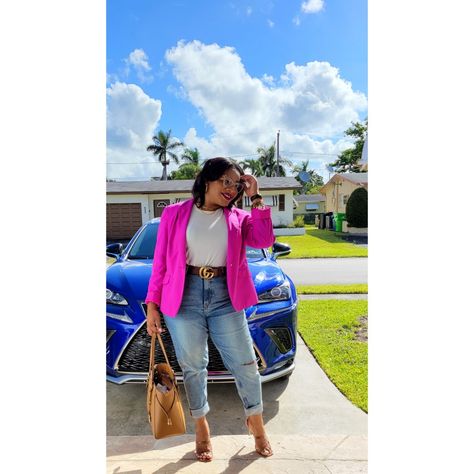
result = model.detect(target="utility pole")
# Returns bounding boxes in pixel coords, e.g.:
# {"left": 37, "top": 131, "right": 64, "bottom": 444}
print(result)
{"left": 276, "top": 129, "right": 280, "bottom": 177}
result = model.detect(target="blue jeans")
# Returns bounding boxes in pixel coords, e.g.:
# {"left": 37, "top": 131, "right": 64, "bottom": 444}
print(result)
{"left": 163, "top": 273, "right": 263, "bottom": 419}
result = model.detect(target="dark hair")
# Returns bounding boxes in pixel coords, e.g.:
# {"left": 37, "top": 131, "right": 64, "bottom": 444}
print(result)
{"left": 192, "top": 157, "right": 245, "bottom": 210}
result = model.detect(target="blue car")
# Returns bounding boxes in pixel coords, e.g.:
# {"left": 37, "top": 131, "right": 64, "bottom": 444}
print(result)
{"left": 106, "top": 217, "right": 298, "bottom": 384}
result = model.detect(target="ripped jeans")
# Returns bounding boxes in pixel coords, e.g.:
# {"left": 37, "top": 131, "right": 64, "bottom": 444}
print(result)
{"left": 163, "top": 273, "right": 263, "bottom": 419}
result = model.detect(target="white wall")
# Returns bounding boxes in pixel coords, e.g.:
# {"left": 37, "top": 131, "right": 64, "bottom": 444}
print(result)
{"left": 146, "top": 193, "right": 191, "bottom": 221}
{"left": 242, "top": 190, "right": 294, "bottom": 226}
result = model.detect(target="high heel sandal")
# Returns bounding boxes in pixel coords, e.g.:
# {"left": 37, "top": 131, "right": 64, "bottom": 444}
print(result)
{"left": 245, "top": 418, "right": 273, "bottom": 457}
{"left": 194, "top": 438, "right": 213, "bottom": 462}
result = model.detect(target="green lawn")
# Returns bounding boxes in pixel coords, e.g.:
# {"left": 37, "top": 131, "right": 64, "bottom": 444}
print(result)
{"left": 296, "top": 284, "right": 368, "bottom": 294}
{"left": 276, "top": 228, "right": 368, "bottom": 258}
{"left": 298, "top": 299, "right": 368, "bottom": 412}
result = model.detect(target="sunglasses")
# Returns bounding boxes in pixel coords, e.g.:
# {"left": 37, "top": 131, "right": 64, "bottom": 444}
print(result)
{"left": 219, "top": 175, "right": 244, "bottom": 193}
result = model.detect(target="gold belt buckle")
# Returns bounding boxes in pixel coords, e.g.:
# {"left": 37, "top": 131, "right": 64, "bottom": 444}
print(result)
{"left": 199, "top": 266, "right": 214, "bottom": 279}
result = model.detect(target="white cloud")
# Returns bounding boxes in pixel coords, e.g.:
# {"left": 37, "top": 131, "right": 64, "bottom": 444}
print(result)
{"left": 165, "top": 40, "right": 366, "bottom": 168}
{"left": 106, "top": 82, "right": 164, "bottom": 180}
{"left": 127, "top": 49, "right": 151, "bottom": 71}
{"left": 261, "top": 73, "right": 274, "bottom": 86}
{"left": 124, "top": 48, "right": 153, "bottom": 83}
{"left": 267, "top": 19, "right": 275, "bottom": 28}
{"left": 301, "top": 0, "right": 324, "bottom": 14}
{"left": 293, "top": 16, "right": 301, "bottom": 26}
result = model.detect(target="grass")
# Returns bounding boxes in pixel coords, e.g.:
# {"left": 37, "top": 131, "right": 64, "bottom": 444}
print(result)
{"left": 296, "top": 284, "right": 368, "bottom": 294}
{"left": 276, "top": 228, "right": 368, "bottom": 258}
{"left": 298, "top": 299, "right": 368, "bottom": 412}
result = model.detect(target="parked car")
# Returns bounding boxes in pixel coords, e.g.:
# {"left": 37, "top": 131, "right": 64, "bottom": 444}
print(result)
{"left": 106, "top": 217, "right": 298, "bottom": 384}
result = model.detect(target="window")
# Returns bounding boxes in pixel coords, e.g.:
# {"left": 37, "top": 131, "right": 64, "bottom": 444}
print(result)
{"left": 244, "top": 195, "right": 278, "bottom": 207}
{"left": 279, "top": 194, "right": 285, "bottom": 211}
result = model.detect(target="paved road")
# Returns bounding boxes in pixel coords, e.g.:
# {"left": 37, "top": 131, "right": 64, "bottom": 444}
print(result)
{"left": 299, "top": 293, "right": 367, "bottom": 300}
{"left": 278, "top": 257, "right": 368, "bottom": 285}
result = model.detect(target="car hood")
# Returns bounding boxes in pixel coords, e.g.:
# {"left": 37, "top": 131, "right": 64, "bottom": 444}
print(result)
{"left": 107, "top": 257, "right": 286, "bottom": 301}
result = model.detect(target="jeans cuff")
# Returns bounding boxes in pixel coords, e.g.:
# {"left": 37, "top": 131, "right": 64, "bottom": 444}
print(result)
{"left": 244, "top": 403, "right": 263, "bottom": 417}
{"left": 190, "top": 402, "right": 210, "bottom": 419}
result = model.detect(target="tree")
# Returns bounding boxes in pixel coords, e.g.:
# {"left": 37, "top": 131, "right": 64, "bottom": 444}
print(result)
{"left": 345, "top": 187, "right": 368, "bottom": 228}
{"left": 256, "top": 143, "right": 292, "bottom": 177}
{"left": 146, "top": 129, "right": 184, "bottom": 181}
{"left": 239, "top": 158, "right": 264, "bottom": 177}
{"left": 292, "top": 160, "right": 324, "bottom": 194}
{"left": 181, "top": 147, "right": 201, "bottom": 166}
{"left": 329, "top": 119, "right": 368, "bottom": 173}
{"left": 169, "top": 163, "right": 201, "bottom": 180}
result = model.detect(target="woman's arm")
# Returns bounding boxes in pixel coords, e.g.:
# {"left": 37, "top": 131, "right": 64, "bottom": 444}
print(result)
{"left": 144, "top": 206, "right": 170, "bottom": 306}
{"left": 239, "top": 174, "right": 275, "bottom": 249}
{"left": 242, "top": 206, "right": 275, "bottom": 249}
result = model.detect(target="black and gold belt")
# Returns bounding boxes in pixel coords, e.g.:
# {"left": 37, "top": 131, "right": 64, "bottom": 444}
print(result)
{"left": 186, "top": 265, "right": 226, "bottom": 279}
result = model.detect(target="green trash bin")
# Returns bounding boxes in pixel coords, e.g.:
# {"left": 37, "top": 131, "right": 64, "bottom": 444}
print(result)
{"left": 334, "top": 212, "right": 346, "bottom": 232}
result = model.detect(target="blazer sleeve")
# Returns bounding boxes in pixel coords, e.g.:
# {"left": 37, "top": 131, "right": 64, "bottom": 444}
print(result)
{"left": 144, "top": 206, "right": 170, "bottom": 306}
{"left": 242, "top": 206, "right": 275, "bottom": 249}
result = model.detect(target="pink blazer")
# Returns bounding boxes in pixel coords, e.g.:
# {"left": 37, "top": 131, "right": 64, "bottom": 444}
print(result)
{"left": 145, "top": 198, "right": 275, "bottom": 317}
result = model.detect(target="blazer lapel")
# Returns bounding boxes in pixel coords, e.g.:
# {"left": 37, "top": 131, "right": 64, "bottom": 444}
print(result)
{"left": 223, "top": 207, "right": 236, "bottom": 267}
{"left": 174, "top": 199, "right": 194, "bottom": 268}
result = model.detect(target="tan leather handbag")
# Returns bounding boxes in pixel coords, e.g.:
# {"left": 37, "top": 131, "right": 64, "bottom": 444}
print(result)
{"left": 146, "top": 332, "right": 186, "bottom": 439}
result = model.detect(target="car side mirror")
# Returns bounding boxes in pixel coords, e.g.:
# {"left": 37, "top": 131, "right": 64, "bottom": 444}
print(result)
{"left": 106, "top": 243, "right": 123, "bottom": 258}
{"left": 272, "top": 242, "right": 291, "bottom": 259}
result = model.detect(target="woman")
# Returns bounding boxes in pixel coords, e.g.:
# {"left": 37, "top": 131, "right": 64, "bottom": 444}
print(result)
{"left": 145, "top": 157, "right": 275, "bottom": 462}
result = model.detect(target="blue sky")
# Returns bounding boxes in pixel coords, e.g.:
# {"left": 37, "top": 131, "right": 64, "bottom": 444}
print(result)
{"left": 106, "top": 0, "right": 367, "bottom": 180}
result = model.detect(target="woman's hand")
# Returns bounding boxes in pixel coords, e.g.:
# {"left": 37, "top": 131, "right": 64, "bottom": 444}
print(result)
{"left": 240, "top": 174, "right": 259, "bottom": 197}
{"left": 146, "top": 303, "right": 165, "bottom": 336}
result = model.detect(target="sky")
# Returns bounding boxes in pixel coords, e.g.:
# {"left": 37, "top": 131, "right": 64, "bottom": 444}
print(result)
{"left": 106, "top": 0, "right": 367, "bottom": 181}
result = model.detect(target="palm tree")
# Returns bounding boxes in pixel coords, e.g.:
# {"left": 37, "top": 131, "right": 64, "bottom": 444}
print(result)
{"left": 256, "top": 143, "right": 292, "bottom": 177}
{"left": 181, "top": 147, "right": 201, "bottom": 166}
{"left": 239, "top": 158, "right": 264, "bottom": 177}
{"left": 146, "top": 129, "right": 184, "bottom": 181}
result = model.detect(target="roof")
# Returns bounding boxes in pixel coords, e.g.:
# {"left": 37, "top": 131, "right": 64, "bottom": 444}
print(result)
{"left": 340, "top": 172, "right": 368, "bottom": 185}
{"left": 106, "top": 176, "right": 302, "bottom": 194}
{"left": 294, "top": 194, "right": 326, "bottom": 203}
{"left": 319, "top": 172, "right": 368, "bottom": 193}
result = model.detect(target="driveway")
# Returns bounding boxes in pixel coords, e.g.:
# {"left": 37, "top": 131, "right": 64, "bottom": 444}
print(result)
{"left": 107, "top": 335, "right": 368, "bottom": 472}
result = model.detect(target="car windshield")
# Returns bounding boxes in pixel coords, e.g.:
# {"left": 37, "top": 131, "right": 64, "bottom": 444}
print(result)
{"left": 127, "top": 223, "right": 265, "bottom": 260}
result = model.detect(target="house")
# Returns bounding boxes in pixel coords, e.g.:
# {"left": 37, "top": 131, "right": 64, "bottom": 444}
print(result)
{"left": 319, "top": 173, "right": 368, "bottom": 214}
{"left": 293, "top": 194, "right": 326, "bottom": 223}
{"left": 106, "top": 177, "right": 302, "bottom": 240}
{"left": 294, "top": 193, "right": 326, "bottom": 213}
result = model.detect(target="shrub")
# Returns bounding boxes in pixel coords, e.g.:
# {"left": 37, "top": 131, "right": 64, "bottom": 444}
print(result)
{"left": 294, "top": 213, "right": 318, "bottom": 225}
{"left": 345, "top": 187, "right": 368, "bottom": 228}
{"left": 292, "top": 215, "right": 305, "bottom": 228}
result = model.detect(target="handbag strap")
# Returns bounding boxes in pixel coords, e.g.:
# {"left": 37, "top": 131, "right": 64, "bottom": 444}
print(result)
{"left": 149, "top": 330, "right": 171, "bottom": 370}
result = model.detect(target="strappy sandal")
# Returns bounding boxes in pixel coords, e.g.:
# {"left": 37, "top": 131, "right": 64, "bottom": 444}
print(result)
{"left": 245, "top": 418, "right": 273, "bottom": 457}
{"left": 194, "top": 438, "right": 213, "bottom": 462}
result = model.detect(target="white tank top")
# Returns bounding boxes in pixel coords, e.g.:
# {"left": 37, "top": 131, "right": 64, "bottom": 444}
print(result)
{"left": 186, "top": 204, "right": 228, "bottom": 267}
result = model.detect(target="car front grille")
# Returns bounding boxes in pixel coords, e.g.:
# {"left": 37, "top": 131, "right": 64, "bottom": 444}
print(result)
{"left": 116, "top": 309, "right": 263, "bottom": 375}
{"left": 264, "top": 327, "right": 293, "bottom": 354}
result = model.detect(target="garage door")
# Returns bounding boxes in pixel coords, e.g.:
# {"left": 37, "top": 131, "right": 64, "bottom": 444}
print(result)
{"left": 107, "top": 203, "right": 143, "bottom": 240}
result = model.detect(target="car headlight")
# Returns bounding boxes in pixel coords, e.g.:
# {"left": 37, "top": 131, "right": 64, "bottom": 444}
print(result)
{"left": 106, "top": 288, "right": 128, "bottom": 305}
{"left": 258, "top": 281, "right": 291, "bottom": 303}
